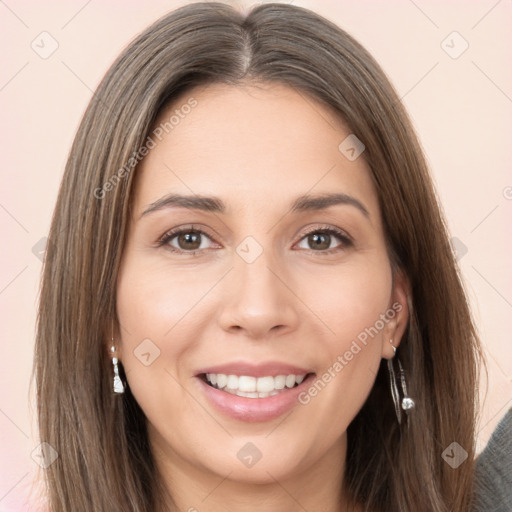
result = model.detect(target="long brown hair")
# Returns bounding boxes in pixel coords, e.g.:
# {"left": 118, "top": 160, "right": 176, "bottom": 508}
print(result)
{"left": 33, "top": 2, "right": 483, "bottom": 511}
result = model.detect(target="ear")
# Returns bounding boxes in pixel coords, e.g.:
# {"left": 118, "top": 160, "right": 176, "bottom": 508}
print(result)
{"left": 381, "top": 268, "right": 410, "bottom": 360}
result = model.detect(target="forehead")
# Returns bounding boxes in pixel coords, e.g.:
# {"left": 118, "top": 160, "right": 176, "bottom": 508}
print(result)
{"left": 133, "top": 82, "right": 379, "bottom": 219}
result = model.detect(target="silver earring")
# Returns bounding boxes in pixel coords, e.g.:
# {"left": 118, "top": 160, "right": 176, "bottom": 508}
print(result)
{"left": 111, "top": 325, "right": 125, "bottom": 394}
{"left": 387, "top": 342, "right": 414, "bottom": 424}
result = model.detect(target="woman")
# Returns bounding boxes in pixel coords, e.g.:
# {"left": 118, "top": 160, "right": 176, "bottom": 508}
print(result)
{"left": 34, "top": 2, "right": 484, "bottom": 511}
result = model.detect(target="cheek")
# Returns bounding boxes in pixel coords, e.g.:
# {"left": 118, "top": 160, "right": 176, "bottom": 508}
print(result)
{"left": 294, "top": 256, "right": 391, "bottom": 430}
{"left": 114, "top": 256, "right": 198, "bottom": 407}
{"left": 117, "top": 257, "right": 202, "bottom": 325}
{"left": 116, "top": 250, "right": 219, "bottom": 344}
{"left": 298, "top": 253, "right": 392, "bottom": 347}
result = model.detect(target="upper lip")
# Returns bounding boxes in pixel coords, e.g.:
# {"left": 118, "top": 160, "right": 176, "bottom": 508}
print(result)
{"left": 195, "top": 361, "right": 314, "bottom": 378}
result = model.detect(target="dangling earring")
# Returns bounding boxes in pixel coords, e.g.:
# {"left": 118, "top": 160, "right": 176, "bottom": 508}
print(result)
{"left": 111, "top": 322, "right": 125, "bottom": 394}
{"left": 387, "top": 339, "right": 415, "bottom": 425}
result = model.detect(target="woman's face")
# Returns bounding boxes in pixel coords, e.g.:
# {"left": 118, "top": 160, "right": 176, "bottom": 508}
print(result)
{"left": 115, "top": 82, "right": 408, "bottom": 487}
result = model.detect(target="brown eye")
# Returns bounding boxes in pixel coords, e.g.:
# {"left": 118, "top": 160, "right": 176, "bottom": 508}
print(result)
{"left": 307, "top": 232, "right": 332, "bottom": 251}
{"left": 159, "top": 228, "right": 215, "bottom": 253}
{"left": 175, "top": 231, "right": 203, "bottom": 251}
{"left": 296, "top": 227, "right": 352, "bottom": 253}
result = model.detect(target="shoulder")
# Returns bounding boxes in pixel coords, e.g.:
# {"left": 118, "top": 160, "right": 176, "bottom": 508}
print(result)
{"left": 472, "top": 407, "right": 512, "bottom": 512}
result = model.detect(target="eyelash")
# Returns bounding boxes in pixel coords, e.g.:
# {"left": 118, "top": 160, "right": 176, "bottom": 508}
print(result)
{"left": 157, "top": 224, "right": 353, "bottom": 257}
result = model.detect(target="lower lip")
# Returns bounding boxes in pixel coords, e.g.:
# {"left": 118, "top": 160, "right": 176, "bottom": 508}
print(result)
{"left": 197, "top": 374, "right": 315, "bottom": 422}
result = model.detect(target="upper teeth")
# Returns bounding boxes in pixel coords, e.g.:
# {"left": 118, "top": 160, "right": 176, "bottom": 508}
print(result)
{"left": 206, "top": 373, "right": 306, "bottom": 393}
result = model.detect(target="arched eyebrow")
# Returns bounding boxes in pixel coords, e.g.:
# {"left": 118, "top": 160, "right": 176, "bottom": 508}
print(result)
{"left": 291, "top": 193, "right": 369, "bottom": 217}
{"left": 140, "top": 192, "right": 370, "bottom": 219}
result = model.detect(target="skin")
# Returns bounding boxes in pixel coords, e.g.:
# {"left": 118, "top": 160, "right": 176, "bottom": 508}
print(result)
{"left": 114, "top": 82, "right": 409, "bottom": 512}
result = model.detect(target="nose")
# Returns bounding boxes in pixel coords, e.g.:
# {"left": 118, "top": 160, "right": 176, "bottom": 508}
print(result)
{"left": 217, "top": 248, "right": 300, "bottom": 340}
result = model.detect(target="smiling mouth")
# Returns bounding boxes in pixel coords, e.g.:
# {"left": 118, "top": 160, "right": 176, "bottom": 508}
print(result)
{"left": 199, "top": 372, "right": 315, "bottom": 399}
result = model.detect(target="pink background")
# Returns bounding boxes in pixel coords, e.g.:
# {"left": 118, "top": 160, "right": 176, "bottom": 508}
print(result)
{"left": 1, "top": 0, "right": 511, "bottom": 509}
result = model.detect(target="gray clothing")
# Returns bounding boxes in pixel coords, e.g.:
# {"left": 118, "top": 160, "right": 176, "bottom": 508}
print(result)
{"left": 472, "top": 407, "right": 512, "bottom": 511}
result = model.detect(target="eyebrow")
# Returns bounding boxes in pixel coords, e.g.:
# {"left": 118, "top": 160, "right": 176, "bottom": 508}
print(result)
{"left": 140, "top": 192, "right": 370, "bottom": 219}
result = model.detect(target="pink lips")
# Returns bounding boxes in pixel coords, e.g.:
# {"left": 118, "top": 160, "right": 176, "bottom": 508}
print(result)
{"left": 194, "top": 360, "right": 315, "bottom": 422}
